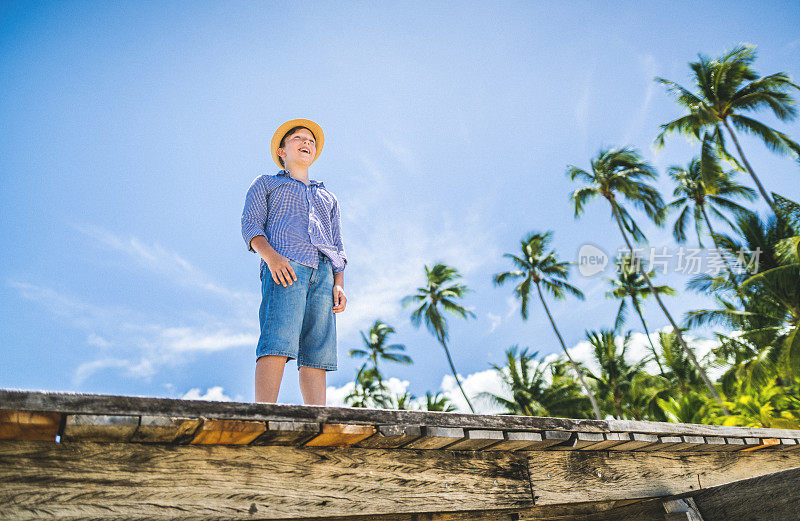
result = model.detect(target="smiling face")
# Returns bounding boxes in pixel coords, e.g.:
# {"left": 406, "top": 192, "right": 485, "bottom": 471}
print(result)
{"left": 277, "top": 127, "right": 317, "bottom": 168}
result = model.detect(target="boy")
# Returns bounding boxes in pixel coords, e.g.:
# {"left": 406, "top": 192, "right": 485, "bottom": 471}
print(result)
{"left": 241, "top": 118, "right": 347, "bottom": 405}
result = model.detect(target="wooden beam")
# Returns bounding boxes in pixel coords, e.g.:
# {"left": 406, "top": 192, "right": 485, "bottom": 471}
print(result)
{"left": 0, "top": 410, "right": 60, "bottom": 441}
{"left": 62, "top": 414, "right": 139, "bottom": 442}
{"left": 663, "top": 498, "right": 704, "bottom": 520}
{"left": 0, "top": 441, "right": 534, "bottom": 519}
{"left": 189, "top": 418, "right": 266, "bottom": 445}
{"left": 683, "top": 466, "right": 800, "bottom": 521}
{"left": 304, "top": 423, "right": 375, "bottom": 447}
{"left": 527, "top": 450, "right": 800, "bottom": 505}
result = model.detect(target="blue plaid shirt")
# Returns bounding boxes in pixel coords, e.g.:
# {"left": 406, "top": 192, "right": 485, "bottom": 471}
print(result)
{"left": 241, "top": 170, "right": 347, "bottom": 277}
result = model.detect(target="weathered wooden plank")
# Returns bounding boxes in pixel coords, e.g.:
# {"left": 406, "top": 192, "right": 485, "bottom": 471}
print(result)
{"left": 663, "top": 497, "right": 704, "bottom": 521}
{"left": 541, "top": 430, "right": 572, "bottom": 450}
{"left": 354, "top": 424, "right": 422, "bottom": 449}
{"left": 399, "top": 426, "right": 465, "bottom": 449}
{"left": 661, "top": 435, "right": 707, "bottom": 452}
{"left": 549, "top": 432, "right": 609, "bottom": 451}
{"left": 304, "top": 423, "right": 376, "bottom": 447}
{"left": 0, "top": 441, "right": 534, "bottom": 518}
{"left": 0, "top": 410, "right": 61, "bottom": 441}
{"left": 130, "top": 415, "right": 202, "bottom": 443}
{"left": 607, "top": 433, "right": 658, "bottom": 451}
{"left": 4, "top": 388, "right": 800, "bottom": 454}
{"left": 739, "top": 437, "right": 781, "bottom": 452}
{"left": 683, "top": 466, "right": 800, "bottom": 521}
{"left": 251, "top": 420, "right": 320, "bottom": 446}
{"left": 633, "top": 435, "right": 685, "bottom": 452}
{"left": 528, "top": 450, "right": 800, "bottom": 505}
{"left": 721, "top": 437, "right": 746, "bottom": 451}
{"left": 690, "top": 436, "right": 730, "bottom": 452}
{"left": 607, "top": 417, "right": 800, "bottom": 439}
{"left": 776, "top": 438, "right": 800, "bottom": 451}
{"left": 0, "top": 388, "right": 609, "bottom": 433}
{"left": 578, "top": 432, "right": 633, "bottom": 450}
{"left": 189, "top": 418, "right": 266, "bottom": 445}
{"left": 483, "top": 431, "right": 553, "bottom": 451}
{"left": 444, "top": 429, "right": 505, "bottom": 451}
{"left": 62, "top": 414, "right": 139, "bottom": 442}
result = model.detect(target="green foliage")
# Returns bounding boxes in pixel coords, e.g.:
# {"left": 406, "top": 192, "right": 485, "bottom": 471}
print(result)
{"left": 341, "top": 46, "right": 800, "bottom": 430}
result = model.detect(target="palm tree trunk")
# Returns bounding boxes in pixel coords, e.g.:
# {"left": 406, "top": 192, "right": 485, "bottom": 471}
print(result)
{"left": 372, "top": 353, "right": 385, "bottom": 392}
{"left": 535, "top": 282, "right": 604, "bottom": 420}
{"left": 631, "top": 297, "right": 665, "bottom": 374}
{"left": 699, "top": 204, "right": 740, "bottom": 288}
{"left": 722, "top": 119, "right": 779, "bottom": 216}
{"left": 437, "top": 333, "right": 476, "bottom": 413}
{"left": 609, "top": 202, "right": 731, "bottom": 414}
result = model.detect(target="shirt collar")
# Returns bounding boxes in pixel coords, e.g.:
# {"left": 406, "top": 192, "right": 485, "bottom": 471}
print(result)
{"left": 278, "top": 169, "right": 324, "bottom": 187}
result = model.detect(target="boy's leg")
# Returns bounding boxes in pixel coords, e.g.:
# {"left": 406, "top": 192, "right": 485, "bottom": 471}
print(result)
{"left": 299, "top": 367, "right": 326, "bottom": 405}
{"left": 255, "top": 355, "right": 288, "bottom": 403}
{"left": 297, "top": 253, "right": 337, "bottom": 406}
{"left": 255, "top": 260, "right": 309, "bottom": 403}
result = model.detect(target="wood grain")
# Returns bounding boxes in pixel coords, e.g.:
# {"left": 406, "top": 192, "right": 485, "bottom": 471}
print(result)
{"left": 0, "top": 410, "right": 61, "bottom": 441}
{"left": 189, "top": 418, "right": 266, "bottom": 445}
{"left": 0, "top": 441, "right": 534, "bottom": 519}
{"left": 527, "top": 450, "right": 800, "bottom": 505}
{"left": 63, "top": 414, "right": 139, "bottom": 442}
{"left": 303, "top": 423, "right": 375, "bottom": 447}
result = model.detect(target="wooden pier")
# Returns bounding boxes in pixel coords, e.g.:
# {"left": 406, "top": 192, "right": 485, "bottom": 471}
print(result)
{"left": 1, "top": 388, "right": 799, "bottom": 520}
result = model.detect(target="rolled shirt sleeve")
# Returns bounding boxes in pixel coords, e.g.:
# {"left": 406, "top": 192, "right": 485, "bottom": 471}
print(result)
{"left": 330, "top": 196, "right": 347, "bottom": 275}
{"left": 241, "top": 176, "right": 268, "bottom": 253}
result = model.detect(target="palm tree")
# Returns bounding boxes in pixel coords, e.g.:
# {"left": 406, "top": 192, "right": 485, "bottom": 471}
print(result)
{"left": 719, "top": 382, "right": 800, "bottom": 429}
{"left": 585, "top": 329, "right": 650, "bottom": 419}
{"left": 687, "top": 204, "right": 800, "bottom": 380}
{"left": 568, "top": 146, "right": 729, "bottom": 413}
{"left": 493, "top": 231, "right": 603, "bottom": 420}
{"left": 606, "top": 253, "right": 676, "bottom": 374}
{"left": 402, "top": 263, "right": 476, "bottom": 413}
{"left": 345, "top": 363, "right": 391, "bottom": 409}
{"left": 657, "top": 330, "right": 704, "bottom": 395}
{"left": 387, "top": 390, "right": 417, "bottom": 411}
{"left": 666, "top": 133, "right": 756, "bottom": 283}
{"left": 667, "top": 134, "right": 756, "bottom": 246}
{"left": 348, "top": 320, "right": 413, "bottom": 392}
{"left": 423, "top": 391, "right": 456, "bottom": 412}
{"left": 657, "top": 392, "right": 711, "bottom": 424}
{"left": 654, "top": 43, "right": 800, "bottom": 215}
{"left": 476, "top": 346, "right": 591, "bottom": 418}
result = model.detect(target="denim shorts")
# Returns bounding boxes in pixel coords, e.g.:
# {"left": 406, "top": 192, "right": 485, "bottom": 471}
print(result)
{"left": 256, "top": 251, "right": 337, "bottom": 371}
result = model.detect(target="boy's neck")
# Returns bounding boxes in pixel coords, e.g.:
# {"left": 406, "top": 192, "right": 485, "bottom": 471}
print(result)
{"left": 284, "top": 164, "right": 310, "bottom": 184}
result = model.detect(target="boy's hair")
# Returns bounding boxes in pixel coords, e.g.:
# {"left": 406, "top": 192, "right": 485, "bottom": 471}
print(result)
{"left": 278, "top": 126, "right": 317, "bottom": 168}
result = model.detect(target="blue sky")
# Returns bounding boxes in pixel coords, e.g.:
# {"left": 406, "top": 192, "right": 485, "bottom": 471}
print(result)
{"left": 2, "top": 1, "right": 799, "bottom": 411}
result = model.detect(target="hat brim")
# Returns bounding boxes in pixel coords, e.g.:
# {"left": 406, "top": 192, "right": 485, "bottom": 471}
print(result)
{"left": 270, "top": 118, "right": 325, "bottom": 169}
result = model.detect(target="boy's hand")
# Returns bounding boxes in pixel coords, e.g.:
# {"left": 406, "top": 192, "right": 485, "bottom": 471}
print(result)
{"left": 332, "top": 285, "right": 347, "bottom": 313}
{"left": 265, "top": 252, "right": 297, "bottom": 287}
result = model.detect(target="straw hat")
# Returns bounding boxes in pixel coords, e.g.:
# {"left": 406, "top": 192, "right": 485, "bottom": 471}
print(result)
{"left": 270, "top": 118, "right": 325, "bottom": 169}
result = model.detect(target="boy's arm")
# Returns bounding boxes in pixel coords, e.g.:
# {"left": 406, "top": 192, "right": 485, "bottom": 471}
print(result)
{"left": 330, "top": 196, "right": 347, "bottom": 282}
{"left": 241, "top": 176, "right": 269, "bottom": 254}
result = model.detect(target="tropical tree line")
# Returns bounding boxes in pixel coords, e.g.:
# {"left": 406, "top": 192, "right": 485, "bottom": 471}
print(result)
{"left": 343, "top": 43, "right": 800, "bottom": 428}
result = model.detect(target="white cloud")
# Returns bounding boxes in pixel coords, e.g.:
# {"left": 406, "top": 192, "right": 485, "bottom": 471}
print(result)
{"left": 326, "top": 381, "right": 356, "bottom": 407}
{"left": 182, "top": 386, "right": 233, "bottom": 401}
{"left": 159, "top": 327, "right": 256, "bottom": 353}
{"left": 10, "top": 280, "right": 256, "bottom": 385}
{"left": 440, "top": 368, "right": 509, "bottom": 414}
{"left": 73, "top": 358, "right": 131, "bottom": 386}
{"left": 71, "top": 223, "right": 256, "bottom": 304}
